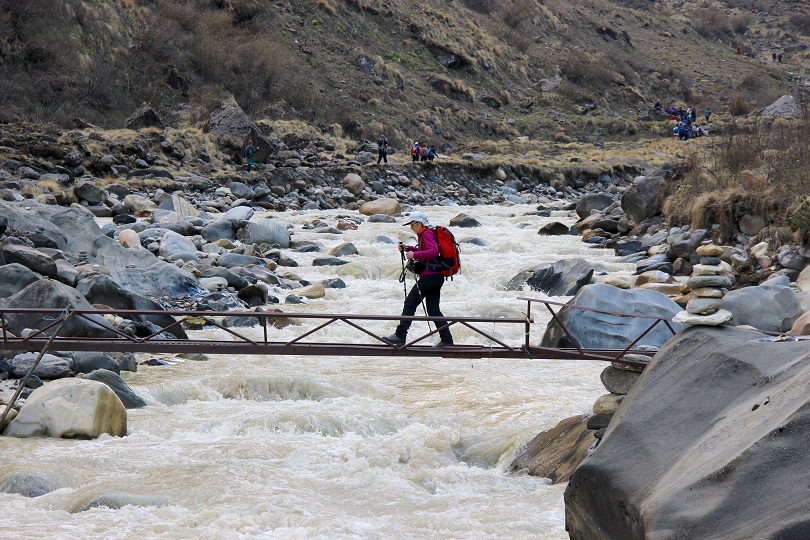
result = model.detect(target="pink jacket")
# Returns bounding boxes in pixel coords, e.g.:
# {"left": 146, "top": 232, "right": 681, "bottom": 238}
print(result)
{"left": 404, "top": 229, "right": 441, "bottom": 276}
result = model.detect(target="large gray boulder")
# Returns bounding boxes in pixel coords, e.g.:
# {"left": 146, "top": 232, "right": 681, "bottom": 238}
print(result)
{"left": 3, "top": 378, "right": 127, "bottom": 438}
{"left": 505, "top": 258, "right": 595, "bottom": 296}
{"left": 759, "top": 94, "right": 802, "bottom": 118}
{"left": 540, "top": 283, "right": 685, "bottom": 349}
{"left": 2, "top": 279, "right": 117, "bottom": 338}
{"left": 201, "top": 220, "right": 235, "bottom": 242}
{"left": 565, "top": 326, "right": 810, "bottom": 540}
{"left": 222, "top": 206, "right": 254, "bottom": 226}
{"left": 722, "top": 276, "right": 802, "bottom": 332}
{"left": 576, "top": 193, "right": 614, "bottom": 219}
{"left": 73, "top": 180, "right": 105, "bottom": 205}
{"left": 9, "top": 352, "right": 73, "bottom": 379}
{"left": 0, "top": 263, "right": 40, "bottom": 299}
{"left": 0, "top": 201, "right": 202, "bottom": 298}
{"left": 621, "top": 176, "right": 665, "bottom": 223}
{"left": 247, "top": 218, "right": 290, "bottom": 247}
{"left": 1, "top": 240, "right": 58, "bottom": 278}
{"left": 158, "top": 231, "right": 197, "bottom": 259}
{"left": 75, "top": 274, "right": 187, "bottom": 339}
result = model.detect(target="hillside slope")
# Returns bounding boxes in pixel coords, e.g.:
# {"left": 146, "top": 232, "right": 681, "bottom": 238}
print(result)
{"left": 1, "top": 0, "right": 807, "bottom": 146}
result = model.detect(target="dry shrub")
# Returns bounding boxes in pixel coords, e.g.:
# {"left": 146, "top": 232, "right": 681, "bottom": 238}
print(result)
{"left": 317, "top": 0, "right": 337, "bottom": 16}
{"left": 562, "top": 52, "right": 614, "bottom": 89}
{"left": 729, "top": 12, "right": 755, "bottom": 34}
{"left": 19, "top": 184, "right": 45, "bottom": 201}
{"left": 689, "top": 191, "right": 721, "bottom": 230}
{"left": 370, "top": 55, "right": 404, "bottom": 82}
{"left": 749, "top": 225, "right": 793, "bottom": 252}
{"left": 692, "top": 8, "right": 735, "bottom": 41}
{"left": 789, "top": 13, "right": 810, "bottom": 33}
{"left": 39, "top": 180, "right": 74, "bottom": 205}
{"left": 459, "top": 0, "right": 499, "bottom": 15}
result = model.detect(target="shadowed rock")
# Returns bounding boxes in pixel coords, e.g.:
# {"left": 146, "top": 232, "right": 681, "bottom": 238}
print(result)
{"left": 565, "top": 326, "right": 810, "bottom": 540}
{"left": 510, "top": 415, "right": 594, "bottom": 484}
{"left": 505, "top": 258, "right": 595, "bottom": 296}
{"left": 75, "top": 274, "right": 187, "bottom": 339}
{"left": 0, "top": 201, "right": 202, "bottom": 298}
{"left": 2, "top": 279, "right": 118, "bottom": 338}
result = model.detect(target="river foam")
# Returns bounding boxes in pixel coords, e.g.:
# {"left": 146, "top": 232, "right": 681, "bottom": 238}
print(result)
{"left": 0, "top": 204, "right": 629, "bottom": 539}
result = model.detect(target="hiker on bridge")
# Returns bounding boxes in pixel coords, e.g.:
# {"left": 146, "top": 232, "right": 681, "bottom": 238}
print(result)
{"left": 383, "top": 211, "right": 454, "bottom": 348}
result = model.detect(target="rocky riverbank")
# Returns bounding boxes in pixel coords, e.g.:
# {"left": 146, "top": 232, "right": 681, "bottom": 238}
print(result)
{"left": 1, "top": 118, "right": 809, "bottom": 454}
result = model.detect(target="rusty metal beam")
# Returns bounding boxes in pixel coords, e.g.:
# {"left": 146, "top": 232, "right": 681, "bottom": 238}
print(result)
{"left": 0, "top": 304, "right": 666, "bottom": 365}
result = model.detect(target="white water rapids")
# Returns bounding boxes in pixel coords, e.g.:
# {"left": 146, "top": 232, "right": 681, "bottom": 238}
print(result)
{"left": 0, "top": 204, "right": 634, "bottom": 539}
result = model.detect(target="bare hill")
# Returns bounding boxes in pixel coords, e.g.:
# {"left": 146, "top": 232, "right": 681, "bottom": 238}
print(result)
{"left": 1, "top": 0, "right": 808, "bottom": 145}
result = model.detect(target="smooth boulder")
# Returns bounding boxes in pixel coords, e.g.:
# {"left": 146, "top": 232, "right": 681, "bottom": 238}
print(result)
{"left": 722, "top": 276, "right": 802, "bottom": 332}
{"left": 0, "top": 263, "right": 41, "bottom": 299}
{"left": 247, "top": 218, "right": 290, "bottom": 247}
{"left": 540, "top": 283, "right": 685, "bottom": 349}
{"left": 75, "top": 274, "right": 187, "bottom": 339}
{"left": 359, "top": 198, "right": 401, "bottom": 216}
{"left": 3, "top": 378, "right": 127, "bottom": 438}
{"left": 82, "top": 369, "right": 146, "bottom": 408}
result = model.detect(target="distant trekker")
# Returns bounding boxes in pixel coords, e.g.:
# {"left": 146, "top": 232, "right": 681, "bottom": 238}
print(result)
{"left": 243, "top": 140, "right": 255, "bottom": 172}
{"left": 426, "top": 145, "right": 436, "bottom": 161}
{"left": 377, "top": 134, "right": 389, "bottom": 164}
{"left": 410, "top": 141, "right": 420, "bottom": 162}
{"left": 704, "top": 107, "right": 711, "bottom": 123}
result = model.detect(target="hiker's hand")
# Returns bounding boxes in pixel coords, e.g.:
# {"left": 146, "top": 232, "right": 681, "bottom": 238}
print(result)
{"left": 405, "top": 251, "right": 414, "bottom": 260}
{"left": 397, "top": 243, "right": 404, "bottom": 252}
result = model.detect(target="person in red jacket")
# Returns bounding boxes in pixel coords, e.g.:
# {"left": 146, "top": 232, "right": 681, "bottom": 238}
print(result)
{"left": 383, "top": 211, "right": 454, "bottom": 347}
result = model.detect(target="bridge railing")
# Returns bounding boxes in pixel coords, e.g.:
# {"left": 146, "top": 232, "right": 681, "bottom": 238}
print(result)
{"left": 0, "top": 306, "right": 531, "bottom": 359}
{"left": 520, "top": 297, "right": 678, "bottom": 365}
{"left": 0, "top": 301, "right": 681, "bottom": 365}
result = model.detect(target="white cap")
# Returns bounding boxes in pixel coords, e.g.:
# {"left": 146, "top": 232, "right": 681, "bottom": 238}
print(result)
{"left": 403, "top": 211, "right": 431, "bottom": 227}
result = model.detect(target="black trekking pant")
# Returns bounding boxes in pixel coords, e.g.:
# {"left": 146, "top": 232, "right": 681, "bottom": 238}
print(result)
{"left": 395, "top": 274, "right": 453, "bottom": 343}
{"left": 377, "top": 150, "right": 387, "bottom": 164}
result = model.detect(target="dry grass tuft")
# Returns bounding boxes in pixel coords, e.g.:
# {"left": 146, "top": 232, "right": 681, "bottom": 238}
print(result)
{"left": 317, "top": 0, "right": 337, "bottom": 16}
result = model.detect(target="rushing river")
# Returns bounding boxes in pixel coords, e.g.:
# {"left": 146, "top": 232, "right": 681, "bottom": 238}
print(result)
{"left": 0, "top": 204, "right": 633, "bottom": 539}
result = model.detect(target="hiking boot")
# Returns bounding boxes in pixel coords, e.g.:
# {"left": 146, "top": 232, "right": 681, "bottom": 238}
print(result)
{"left": 433, "top": 340, "right": 454, "bottom": 348}
{"left": 382, "top": 334, "right": 406, "bottom": 347}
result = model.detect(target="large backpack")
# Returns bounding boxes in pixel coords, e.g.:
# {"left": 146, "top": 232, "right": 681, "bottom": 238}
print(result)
{"left": 432, "top": 226, "right": 460, "bottom": 278}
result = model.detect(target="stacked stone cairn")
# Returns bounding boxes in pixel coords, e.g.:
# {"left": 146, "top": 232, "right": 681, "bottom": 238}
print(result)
{"left": 585, "top": 352, "right": 652, "bottom": 446}
{"left": 673, "top": 244, "right": 734, "bottom": 326}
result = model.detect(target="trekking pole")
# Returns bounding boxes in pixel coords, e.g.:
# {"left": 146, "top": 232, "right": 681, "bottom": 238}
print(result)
{"left": 398, "top": 243, "right": 408, "bottom": 300}
{"left": 412, "top": 274, "right": 433, "bottom": 334}
{"left": 398, "top": 244, "right": 432, "bottom": 333}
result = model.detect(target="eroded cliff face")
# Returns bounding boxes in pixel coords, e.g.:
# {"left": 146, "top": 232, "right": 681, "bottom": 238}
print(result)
{"left": 564, "top": 326, "right": 810, "bottom": 540}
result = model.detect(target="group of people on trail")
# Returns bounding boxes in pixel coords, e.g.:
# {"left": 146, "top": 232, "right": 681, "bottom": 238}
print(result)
{"left": 655, "top": 101, "right": 710, "bottom": 141}
{"left": 410, "top": 141, "right": 436, "bottom": 162}
{"left": 674, "top": 122, "right": 705, "bottom": 140}
{"left": 376, "top": 135, "right": 437, "bottom": 164}
{"left": 657, "top": 102, "right": 710, "bottom": 124}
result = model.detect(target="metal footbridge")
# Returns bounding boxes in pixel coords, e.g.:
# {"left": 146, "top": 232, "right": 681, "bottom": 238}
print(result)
{"left": 0, "top": 298, "right": 678, "bottom": 369}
